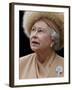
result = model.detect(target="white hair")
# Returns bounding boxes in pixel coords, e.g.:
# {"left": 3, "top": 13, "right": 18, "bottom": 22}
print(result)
{"left": 49, "top": 28, "right": 60, "bottom": 51}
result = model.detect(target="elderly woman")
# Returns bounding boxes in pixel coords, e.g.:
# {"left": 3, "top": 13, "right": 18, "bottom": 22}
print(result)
{"left": 19, "top": 12, "right": 64, "bottom": 79}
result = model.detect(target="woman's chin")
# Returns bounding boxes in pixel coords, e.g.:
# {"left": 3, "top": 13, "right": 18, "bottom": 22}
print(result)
{"left": 31, "top": 46, "right": 39, "bottom": 52}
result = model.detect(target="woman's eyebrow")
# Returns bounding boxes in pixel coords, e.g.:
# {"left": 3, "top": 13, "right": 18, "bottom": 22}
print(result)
{"left": 32, "top": 26, "right": 49, "bottom": 30}
{"left": 38, "top": 27, "right": 49, "bottom": 31}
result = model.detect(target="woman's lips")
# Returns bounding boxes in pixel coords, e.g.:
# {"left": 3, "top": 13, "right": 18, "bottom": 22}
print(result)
{"left": 31, "top": 41, "right": 40, "bottom": 45}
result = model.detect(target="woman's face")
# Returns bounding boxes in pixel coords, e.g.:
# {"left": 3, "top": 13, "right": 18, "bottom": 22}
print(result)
{"left": 30, "top": 20, "right": 53, "bottom": 52}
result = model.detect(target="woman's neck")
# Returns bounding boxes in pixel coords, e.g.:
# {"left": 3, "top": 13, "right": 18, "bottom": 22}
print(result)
{"left": 36, "top": 48, "right": 54, "bottom": 64}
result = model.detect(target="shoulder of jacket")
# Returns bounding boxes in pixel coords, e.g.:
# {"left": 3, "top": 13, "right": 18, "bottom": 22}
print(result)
{"left": 54, "top": 54, "right": 64, "bottom": 65}
{"left": 55, "top": 54, "right": 64, "bottom": 60}
{"left": 19, "top": 53, "right": 35, "bottom": 64}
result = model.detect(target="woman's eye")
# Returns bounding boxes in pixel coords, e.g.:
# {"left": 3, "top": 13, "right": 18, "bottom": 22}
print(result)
{"left": 32, "top": 28, "right": 35, "bottom": 31}
{"left": 38, "top": 29, "right": 43, "bottom": 32}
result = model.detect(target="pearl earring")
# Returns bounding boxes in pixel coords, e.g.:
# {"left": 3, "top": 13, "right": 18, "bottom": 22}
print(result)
{"left": 50, "top": 43, "right": 53, "bottom": 47}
